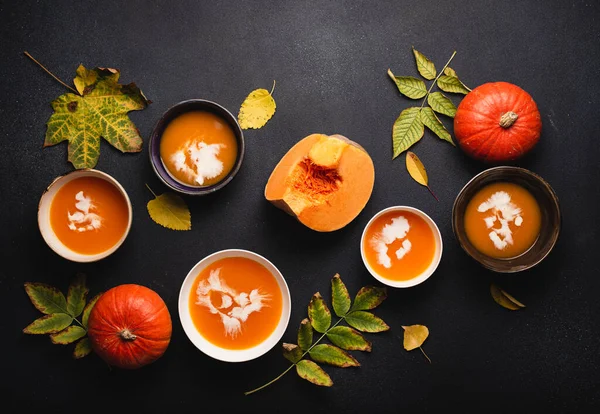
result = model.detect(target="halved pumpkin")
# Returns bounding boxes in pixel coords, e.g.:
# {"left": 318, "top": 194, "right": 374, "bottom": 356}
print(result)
{"left": 265, "top": 134, "right": 375, "bottom": 232}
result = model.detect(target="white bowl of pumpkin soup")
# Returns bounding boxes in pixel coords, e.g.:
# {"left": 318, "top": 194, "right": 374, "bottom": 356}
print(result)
{"left": 179, "top": 249, "right": 291, "bottom": 362}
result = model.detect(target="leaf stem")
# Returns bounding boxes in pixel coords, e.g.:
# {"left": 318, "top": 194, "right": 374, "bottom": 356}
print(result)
{"left": 270, "top": 80, "right": 276, "bottom": 96}
{"left": 419, "top": 50, "right": 457, "bottom": 110}
{"left": 244, "top": 317, "right": 345, "bottom": 395}
{"left": 426, "top": 185, "right": 439, "bottom": 202}
{"left": 419, "top": 346, "right": 432, "bottom": 364}
{"left": 145, "top": 183, "right": 157, "bottom": 198}
{"left": 23, "top": 51, "right": 79, "bottom": 95}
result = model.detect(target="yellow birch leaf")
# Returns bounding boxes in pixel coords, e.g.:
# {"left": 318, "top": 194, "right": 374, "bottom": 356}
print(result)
{"left": 406, "top": 151, "right": 438, "bottom": 201}
{"left": 146, "top": 186, "right": 191, "bottom": 231}
{"left": 238, "top": 81, "right": 276, "bottom": 130}
{"left": 402, "top": 324, "right": 429, "bottom": 351}
{"left": 490, "top": 284, "right": 525, "bottom": 310}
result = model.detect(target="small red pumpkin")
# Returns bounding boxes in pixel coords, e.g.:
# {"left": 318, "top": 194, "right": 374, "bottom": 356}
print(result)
{"left": 87, "top": 284, "right": 172, "bottom": 369}
{"left": 454, "top": 82, "right": 542, "bottom": 163}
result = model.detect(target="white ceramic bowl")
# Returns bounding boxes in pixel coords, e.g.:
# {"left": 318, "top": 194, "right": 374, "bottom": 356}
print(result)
{"left": 37, "top": 169, "right": 133, "bottom": 263}
{"left": 178, "top": 249, "right": 292, "bottom": 363}
{"left": 360, "top": 206, "right": 443, "bottom": 288}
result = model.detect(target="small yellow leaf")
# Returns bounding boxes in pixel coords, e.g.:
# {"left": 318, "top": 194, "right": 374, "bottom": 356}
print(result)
{"left": 406, "top": 151, "right": 438, "bottom": 201}
{"left": 490, "top": 284, "right": 525, "bottom": 310}
{"left": 238, "top": 81, "right": 276, "bottom": 130}
{"left": 147, "top": 187, "right": 191, "bottom": 231}
{"left": 402, "top": 324, "right": 429, "bottom": 351}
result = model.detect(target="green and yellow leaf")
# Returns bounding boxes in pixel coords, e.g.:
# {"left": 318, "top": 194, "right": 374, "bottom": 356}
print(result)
{"left": 351, "top": 286, "right": 387, "bottom": 311}
{"left": 24, "top": 282, "right": 68, "bottom": 315}
{"left": 73, "top": 337, "right": 93, "bottom": 359}
{"left": 326, "top": 326, "right": 372, "bottom": 352}
{"left": 412, "top": 47, "right": 437, "bottom": 80}
{"left": 66, "top": 273, "right": 88, "bottom": 317}
{"left": 345, "top": 311, "right": 390, "bottom": 333}
{"left": 45, "top": 65, "right": 149, "bottom": 169}
{"left": 309, "top": 344, "right": 360, "bottom": 368}
{"left": 428, "top": 92, "right": 457, "bottom": 118}
{"left": 283, "top": 343, "right": 303, "bottom": 363}
{"left": 295, "top": 360, "right": 333, "bottom": 387}
{"left": 491, "top": 284, "right": 525, "bottom": 310}
{"left": 298, "top": 318, "right": 313, "bottom": 351}
{"left": 308, "top": 292, "right": 332, "bottom": 333}
{"left": 147, "top": 189, "right": 191, "bottom": 231}
{"left": 238, "top": 81, "right": 276, "bottom": 129}
{"left": 50, "top": 326, "right": 87, "bottom": 345}
{"left": 421, "top": 107, "right": 454, "bottom": 145}
{"left": 387, "top": 71, "right": 427, "bottom": 99}
{"left": 406, "top": 151, "right": 429, "bottom": 187}
{"left": 402, "top": 325, "right": 429, "bottom": 351}
{"left": 331, "top": 274, "right": 351, "bottom": 317}
{"left": 444, "top": 67, "right": 457, "bottom": 77}
{"left": 23, "top": 313, "right": 73, "bottom": 334}
{"left": 392, "top": 107, "right": 424, "bottom": 159}
{"left": 82, "top": 293, "right": 102, "bottom": 328}
{"left": 437, "top": 75, "right": 470, "bottom": 95}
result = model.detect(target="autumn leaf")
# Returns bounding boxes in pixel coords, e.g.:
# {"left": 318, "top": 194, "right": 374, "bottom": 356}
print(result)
{"left": 41, "top": 63, "right": 149, "bottom": 169}
{"left": 297, "top": 318, "right": 314, "bottom": 352}
{"left": 283, "top": 343, "right": 303, "bottom": 363}
{"left": 146, "top": 185, "right": 191, "bottom": 231}
{"left": 428, "top": 91, "right": 457, "bottom": 118}
{"left": 73, "top": 337, "right": 93, "bottom": 359}
{"left": 331, "top": 274, "right": 351, "bottom": 317}
{"left": 420, "top": 107, "right": 454, "bottom": 146}
{"left": 295, "top": 360, "right": 333, "bottom": 387}
{"left": 402, "top": 324, "right": 431, "bottom": 363}
{"left": 406, "top": 151, "right": 438, "bottom": 201}
{"left": 392, "top": 107, "right": 424, "bottom": 158}
{"left": 345, "top": 311, "right": 389, "bottom": 333}
{"left": 309, "top": 344, "right": 360, "bottom": 368}
{"left": 308, "top": 292, "right": 332, "bottom": 333}
{"left": 326, "top": 326, "right": 372, "bottom": 352}
{"left": 23, "top": 313, "right": 73, "bottom": 334}
{"left": 387, "top": 71, "right": 427, "bottom": 99}
{"left": 350, "top": 286, "right": 387, "bottom": 312}
{"left": 490, "top": 284, "right": 525, "bottom": 310}
{"left": 82, "top": 293, "right": 102, "bottom": 329}
{"left": 50, "top": 326, "right": 87, "bottom": 345}
{"left": 66, "top": 273, "right": 88, "bottom": 317}
{"left": 412, "top": 47, "right": 437, "bottom": 80}
{"left": 24, "top": 282, "right": 68, "bottom": 315}
{"left": 238, "top": 81, "right": 276, "bottom": 129}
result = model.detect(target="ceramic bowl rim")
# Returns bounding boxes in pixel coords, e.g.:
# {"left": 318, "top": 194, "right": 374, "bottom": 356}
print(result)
{"left": 148, "top": 99, "right": 245, "bottom": 196}
{"left": 178, "top": 249, "right": 292, "bottom": 363}
{"left": 360, "top": 206, "right": 443, "bottom": 288}
{"left": 37, "top": 168, "right": 133, "bottom": 263}
{"left": 451, "top": 165, "right": 561, "bottom": 273}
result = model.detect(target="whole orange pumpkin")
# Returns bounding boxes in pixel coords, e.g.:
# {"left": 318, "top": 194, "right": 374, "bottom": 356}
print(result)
{"left": 454, "top": 82, "right": 542, "bottom": 163}
{"left": 87, "top": 284, "right": 172, "bottom": 369}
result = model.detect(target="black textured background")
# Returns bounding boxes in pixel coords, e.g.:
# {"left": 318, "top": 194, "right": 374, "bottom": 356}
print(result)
{"left": 1, "top": 1, "right": 599, "bottom": 412}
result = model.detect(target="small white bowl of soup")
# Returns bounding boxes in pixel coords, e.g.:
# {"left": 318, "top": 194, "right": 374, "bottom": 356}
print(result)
{"left": 179, "top": 249, "right": 292, "bottom": 362}
{"left": 360, "top": 206, "right": 443, "bottom": 288}
{"left": 38, "top": 169, "right": 132, "bottom": 263}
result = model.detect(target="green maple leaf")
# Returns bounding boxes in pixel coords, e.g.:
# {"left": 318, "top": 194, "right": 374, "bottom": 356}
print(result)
{"left": 44, "top": 65, "right": 150, "bottom": 169}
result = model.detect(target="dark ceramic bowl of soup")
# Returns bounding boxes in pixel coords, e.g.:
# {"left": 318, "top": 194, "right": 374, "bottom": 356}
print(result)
{"left": 149, "top": 99, "right": 245, "bottom": 195}
{"left": 452, "top": 166, "right": 561, "bottom": 273}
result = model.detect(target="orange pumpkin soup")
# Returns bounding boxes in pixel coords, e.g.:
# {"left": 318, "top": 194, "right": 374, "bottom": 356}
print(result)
{"left": 363, "top": 211, "right": 436, "bottom": 281}
{"left": 160, "top": 111, "right": 238, "bottom": 187}
{"left": 464, "top": 182, "right": 541, "bottom": 259}
{"left": 49, "top": 176, "right": 130, "bottom": 255}
{"left": 188, "top": 257, "right": 283, "bottom": 350}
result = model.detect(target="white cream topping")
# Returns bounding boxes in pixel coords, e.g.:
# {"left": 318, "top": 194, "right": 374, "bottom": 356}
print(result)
{"left": 67, "top": 191, "right": 102, "bottom": 232}
{"left": 370, "top": 216, "right": 412, "bottom": 268}
{"left": 195, "top": 268, "right": 270, "bottom": 338}
{"left": 478, "top": 191, "right": 523, "bottom": 250}
{"left": 171, "top": 140, "right": 225, "bottom": 186}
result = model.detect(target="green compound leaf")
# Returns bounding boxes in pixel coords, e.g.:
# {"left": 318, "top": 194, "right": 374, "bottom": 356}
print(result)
{"left": 428, "top": 92, "right": 457, "bottom": 118}
{"left": 73, "top": 337, "right": 93, "bottom": 359}
{"left": 298, "top": 318, "right": 314, "bottom": 351}
{"left": 308, "top": 292, "right": 332, "bottom": 333}
{"left": 23, "top": 313, "right": 73, "bottom": 334}
{"left": 412, "top": 47, "right": 437, "bottom": 80}
{"left": 392, "top": 107, "right": 424, "bottom": 159}
{"left": 45, "top": 65, "right": 149, "bottom": 169}
{"left": 345, "top": 311, "right": 390, "bottom": 333}
{"left": 351, "top": 286, "right": 387, "bottom": 311}
{"left": 66, "top": 273, "right": 88, "bottom": 317}
{"left": 283, "top": 343, "right": 303, "bottom": 363}
{"left": 24, "top": 282, "right": 68, "bottom": 315}
{"left": 309, "top": 344, "right": 360, "bottom": 368}
{"left": 331, "top": 274, "right": 351, "bottom": 317}
{"left": 421, "top": 107, "right": 454, "bottom": 146}
{"left": 82, "top": 292, "right": 102, "bottom": 329}
{"left": 50, "top": 326, "right": 87, "bottom": 345}
{"left": 296, "top": 360, "right": 333, "bottom": 387}
{"left": 326, "top": 326, "right": 372, "bottom": 352}
{"left": 437, "top": 75, "right": 470, "bottom": 95}
{"left": 388, "top": 72, "right": 427, "bottom": 99}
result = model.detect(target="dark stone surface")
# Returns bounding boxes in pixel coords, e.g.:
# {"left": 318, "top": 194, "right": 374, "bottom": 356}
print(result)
{"left": 1, "top": 0, "right": 599, "bottom": 412}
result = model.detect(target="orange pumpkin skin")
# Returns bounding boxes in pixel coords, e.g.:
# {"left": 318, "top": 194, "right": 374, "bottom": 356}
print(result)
{"left": 454, "top": 82, "right": 542, "bottom": 163}
{"left": 87, "top": 284, "right": 172, "bottom": 369}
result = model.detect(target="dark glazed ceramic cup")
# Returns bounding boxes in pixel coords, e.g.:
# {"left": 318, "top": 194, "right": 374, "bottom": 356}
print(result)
{"left": 148, "top": 99, "right": 245, "bottom": 195}
{"left": 452, "top": 166, "right": 561, "bottom": 273}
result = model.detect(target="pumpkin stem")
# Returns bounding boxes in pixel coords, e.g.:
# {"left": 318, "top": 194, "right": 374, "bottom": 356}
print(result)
{"left": 119, "top": 329, "right": 137, "bottom": 341}
{"left": 499, "top": 111, "right": 518, "bottom": 128}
